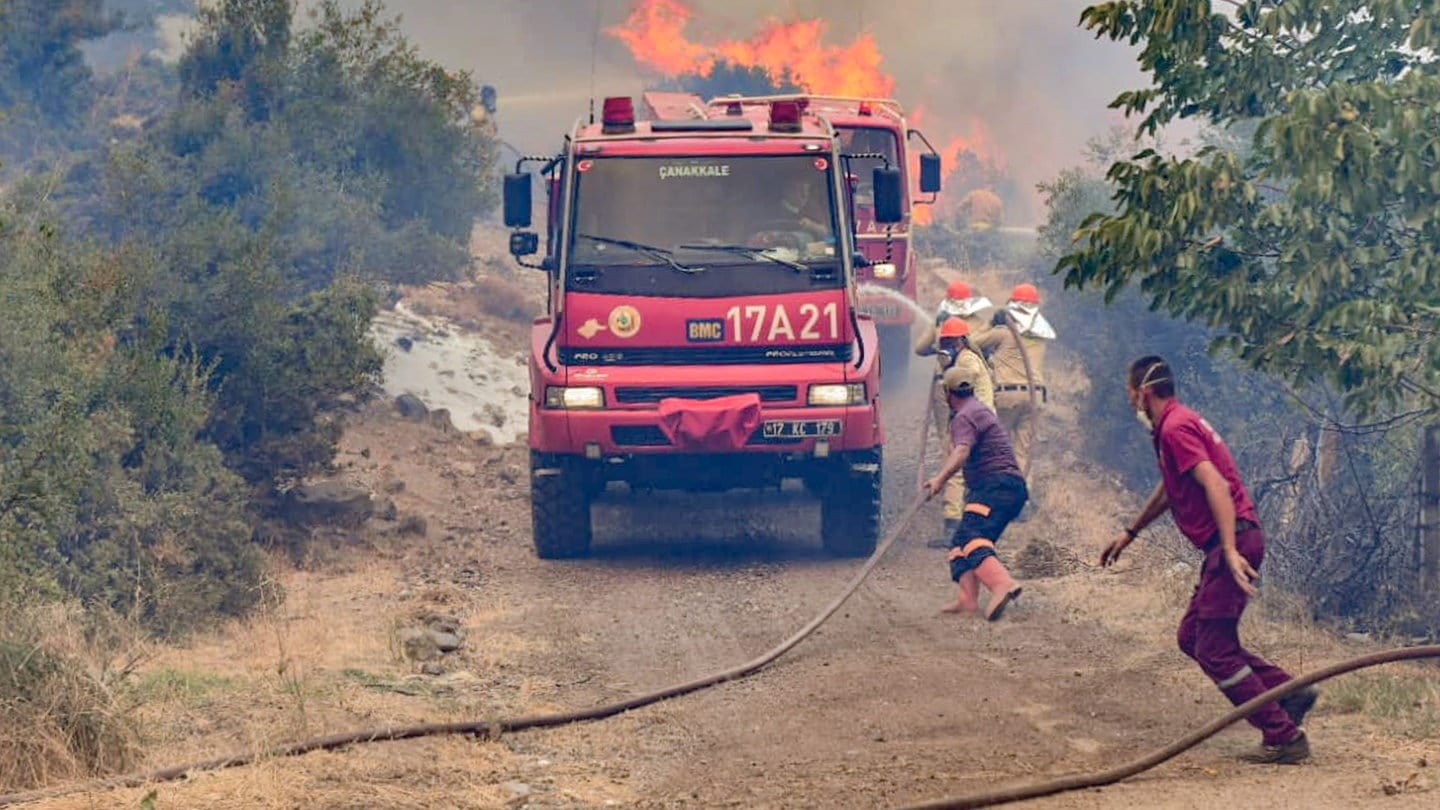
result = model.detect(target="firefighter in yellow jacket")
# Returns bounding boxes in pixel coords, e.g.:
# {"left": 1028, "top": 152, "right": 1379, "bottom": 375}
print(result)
{"left": 913, "top": 280, "right": 994, "bottom": 352}
{"left": 915, "top": 317, "right": 994, "bottom": 548}
{"left": 975, "top": 283, "right": 1055, "bottom": 478}
{"left": 914, "top": 280, "right": 993, "bottom": 433}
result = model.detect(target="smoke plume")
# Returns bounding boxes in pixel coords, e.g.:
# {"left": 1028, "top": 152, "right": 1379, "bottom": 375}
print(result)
{"left": 340, "top": 0, "right": 1146, "bottom": 224}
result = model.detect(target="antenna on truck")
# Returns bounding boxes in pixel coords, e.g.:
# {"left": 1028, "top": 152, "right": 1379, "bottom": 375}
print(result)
{"left": 588, "top": 0, "right": 602, "bottom": 125}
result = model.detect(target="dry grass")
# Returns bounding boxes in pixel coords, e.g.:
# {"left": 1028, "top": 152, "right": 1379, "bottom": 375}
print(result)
{"left": 0, "top": 606, "right": 144, "bottom": 791}
{"left": 26, "top": 738, "right": 527, "bottom": 810}
{"left": 1324, "top": 667, "right": 1440, "bottom": 739}
{"left": 399, "top": 274, "right": 543, "bottom": 358}
{"left": 471, "top": 274, "right": 536, "bottom": 322}
{"left": 1012, "top": 537, "right": 1083, "bottom": 578}
{"left": 403, "top": 276, "right": 541, "bottom": 328}
{"left": 157, "top": 565, "right": 402, "bottom": 679}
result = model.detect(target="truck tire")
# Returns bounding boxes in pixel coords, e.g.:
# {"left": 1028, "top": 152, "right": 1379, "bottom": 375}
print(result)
{"left": 530, "top": 452, "right": 593, "bottom": 559}
{"left": 878, "top": 323, "right": 911, "bottom": 387}
{"left": 821, "top": 450, "right": 882, "bottom": 557}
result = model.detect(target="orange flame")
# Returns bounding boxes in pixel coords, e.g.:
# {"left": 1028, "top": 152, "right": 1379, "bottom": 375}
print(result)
{"left": 609, "top": 0, "right": 1000, "bottom": 227}
{"left": 908, "top": 106, "right": 998, "bottom": 226}
{"left": 606, "top": 0, "right": 714, "bottom": 76}
{"left": 608, "top": 0, "right": 894, "bottom": 97}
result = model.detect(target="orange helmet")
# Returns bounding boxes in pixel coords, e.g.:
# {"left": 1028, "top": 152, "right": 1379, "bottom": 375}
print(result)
{"left": 938, "top": 317, "right": 970, "bottom": 339}
{"left": 1011, "top": 283, "right": 1040, "bottom": 305}
{"left": 945, "top": 280, "right": 972, "bottom": 301}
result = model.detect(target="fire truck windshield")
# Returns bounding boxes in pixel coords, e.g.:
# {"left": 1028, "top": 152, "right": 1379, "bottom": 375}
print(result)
{"left": 567, "top": 155, "right": 843, "bottom": 297}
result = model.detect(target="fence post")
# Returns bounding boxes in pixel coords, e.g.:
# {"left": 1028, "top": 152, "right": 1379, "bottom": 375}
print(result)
{"left": 1423, "top": 424, "right": 1440, "bottom": 594}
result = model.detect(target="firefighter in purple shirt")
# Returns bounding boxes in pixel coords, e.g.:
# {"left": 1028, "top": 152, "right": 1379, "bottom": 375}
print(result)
{"left": 1102, "top": 356, "right": 1318, "bottom": 764}
{"left": 921, "top": 362, "right": 1026, "bottom": 621}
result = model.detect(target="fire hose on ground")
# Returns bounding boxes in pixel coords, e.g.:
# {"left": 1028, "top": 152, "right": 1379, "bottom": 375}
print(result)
{"left": 895, "top": 644, "right": 1440, "bottom": 809}
{"left": 3, "top": 353, "right": 1439, "bottom": 808}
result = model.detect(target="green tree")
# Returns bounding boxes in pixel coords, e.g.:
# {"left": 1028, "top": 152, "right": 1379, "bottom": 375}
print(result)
{"left": 1062, "top": 1, "right": 1440, "bottom": 417}
{"left": 295, "top": 0, "right": 498, "bottom": 239}
{"left": 665, "top": 60, "right": 800, "bottom": 98}
{"left": 65, "top": 0, "right": 493, "bottom": 489}
{"left": 1057, "top": 2, "right": 1440, "bottom": 629}
{"left": 0, "top": 0, "right": 122, "bottom": 159}
{"left": 178, "top": 0, "right": 291, "bottom": 119}
{"left": 0, "top": 203, "right": 263, "bottom": 635}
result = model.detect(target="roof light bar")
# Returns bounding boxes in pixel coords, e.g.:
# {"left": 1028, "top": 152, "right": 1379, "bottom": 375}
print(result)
{"left": 601, "top": 96, "right": 635, "bottom": 134}
{"left": 769, "top": 100, "right": 802, "bottom": 133}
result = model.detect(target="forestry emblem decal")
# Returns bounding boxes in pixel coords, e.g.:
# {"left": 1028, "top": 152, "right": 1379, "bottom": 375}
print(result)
{"left": 607, "top": 305, "right": 642, "bottom": 339}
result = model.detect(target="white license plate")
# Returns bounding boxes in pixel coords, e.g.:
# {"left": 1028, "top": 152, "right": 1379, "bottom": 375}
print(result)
{"left": 762, "top": 420, "right": 842, "bottom": 438}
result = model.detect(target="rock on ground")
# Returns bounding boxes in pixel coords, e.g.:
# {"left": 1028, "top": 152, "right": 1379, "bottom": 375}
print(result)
{"left": 281, "top": 481, "right": 374, "bottom": 528}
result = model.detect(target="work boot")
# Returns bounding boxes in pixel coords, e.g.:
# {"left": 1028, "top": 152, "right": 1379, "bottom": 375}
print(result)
{"left": 941, "top": 571, "right": 980, "bottom": 614}
{"left": 1279, "top": 685, "right": 1320, "bottom": 728}
{"left": 973, "top": 556, "right": 1022, "bottom": 621}
{"left": 926, "top": 519, "right": 959, "bottom": 549}
{"left": 1241, "top": 730, "right": 1310, "bottom": 765}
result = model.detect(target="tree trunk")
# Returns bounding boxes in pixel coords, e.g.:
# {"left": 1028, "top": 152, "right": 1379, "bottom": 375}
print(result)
{"left": 1422, "top": 424, "right": 1440, "bottom": 594}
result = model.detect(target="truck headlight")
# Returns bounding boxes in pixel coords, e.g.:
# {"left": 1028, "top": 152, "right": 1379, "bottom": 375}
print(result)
{"left": 870, "top": 262, "right": 897, "bottom": 280}
{"left": 808, "top": 383, "right": 866, "bottom": 406}
{"left": 544, "top": 386, "right": 605, "bottom": 409}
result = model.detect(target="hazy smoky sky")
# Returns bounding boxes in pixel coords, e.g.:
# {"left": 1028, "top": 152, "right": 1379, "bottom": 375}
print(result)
{"left": 334, "top": 0, "right": 1150, "bottom": 225}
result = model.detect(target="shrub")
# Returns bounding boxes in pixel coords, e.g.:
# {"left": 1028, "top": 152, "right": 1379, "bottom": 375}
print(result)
{"left": 0, "top": 607, "right": 140, "bottom": 791}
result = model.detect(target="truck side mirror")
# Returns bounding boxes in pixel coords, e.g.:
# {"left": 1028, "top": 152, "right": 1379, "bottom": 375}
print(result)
{"left": 509, "top": 231, "right": 539, "bottom": 257}
{"left": 919, "top": 154, "right": 942, "bottom": 194}
{"left": 872, "top": 167, "right": 904, "bottom": 224}
{"left": 504, "top": 173, "right": 533, "bottom": 228}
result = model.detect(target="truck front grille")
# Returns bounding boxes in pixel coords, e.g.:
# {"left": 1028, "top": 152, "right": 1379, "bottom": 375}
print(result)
{"left": 610, "top": 426, "right": 671, "bottom": 446}
{"left": 608, "top": 425, "right": 804, "bottom": 447}
{"left": 613, "top": 385, "right": 798, "bottom": 405}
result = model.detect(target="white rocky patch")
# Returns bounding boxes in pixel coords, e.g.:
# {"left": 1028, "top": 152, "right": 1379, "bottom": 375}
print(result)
{"left": 370, "top": 301, "right": 529, "bottom": 443}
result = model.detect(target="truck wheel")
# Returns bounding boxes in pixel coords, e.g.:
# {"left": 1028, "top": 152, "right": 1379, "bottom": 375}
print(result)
{"left": 878, "top": 324, "right": 911, "bottom": 387}
{"left": 821, "top": 450, "right": 882, "bottom": 557}
{"left": 531, "top": 452, "right": 593, "bottom": 559}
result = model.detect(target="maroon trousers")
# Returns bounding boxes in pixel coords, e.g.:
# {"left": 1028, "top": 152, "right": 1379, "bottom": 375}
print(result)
{"left": 1177, "top": 526, "right": 1299, "bottom": 746}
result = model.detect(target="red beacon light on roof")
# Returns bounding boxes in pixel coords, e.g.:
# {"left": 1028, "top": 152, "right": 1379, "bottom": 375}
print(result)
{"left": 769, "top": 100, "right": 802, "bottom": 133}
{"left": 601, "top": 96, "right": 635, "bottom": 134}
{"left": 857, "top": 101, "right": 873, "bottom": 116}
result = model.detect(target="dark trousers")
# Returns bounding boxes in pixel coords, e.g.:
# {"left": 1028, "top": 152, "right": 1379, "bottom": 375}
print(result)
{"left": 1177, "top": 526, "right": 1299, "bottom": 745}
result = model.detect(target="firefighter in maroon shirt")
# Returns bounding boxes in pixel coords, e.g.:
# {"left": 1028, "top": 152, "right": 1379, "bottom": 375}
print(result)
{"left": 1102, "top": 356, "right": 1318, "bottom": 764}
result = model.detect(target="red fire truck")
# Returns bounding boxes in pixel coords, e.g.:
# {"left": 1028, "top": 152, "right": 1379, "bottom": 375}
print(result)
{"left": 703, "top": 95, "right": 942, "bottom": 381}
{"left": 503, "top": 93, "right": 905, "bottom": 559}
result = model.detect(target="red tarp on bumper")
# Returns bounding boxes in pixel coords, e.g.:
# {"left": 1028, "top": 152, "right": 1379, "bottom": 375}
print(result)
{"left": 657, "top": 393, "right": 763, "bottom": 452}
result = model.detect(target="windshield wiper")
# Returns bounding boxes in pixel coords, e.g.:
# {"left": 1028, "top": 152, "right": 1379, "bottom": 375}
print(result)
{"left": 677, "top": 243, "right": 809, "bottom": 272}
{"left": 575, "top": 233, "right": 704, "bottom": 274}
